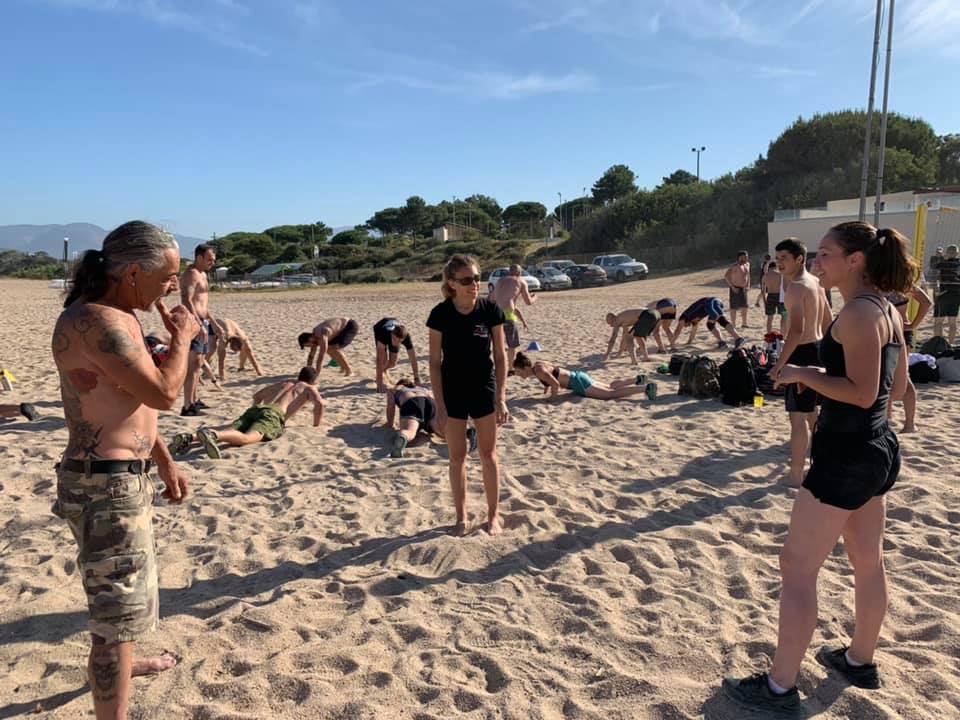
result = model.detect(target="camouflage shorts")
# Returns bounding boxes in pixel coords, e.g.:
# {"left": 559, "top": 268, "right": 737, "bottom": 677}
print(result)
{"left": 52, "top": 467, "right": 158, "bottom": 644}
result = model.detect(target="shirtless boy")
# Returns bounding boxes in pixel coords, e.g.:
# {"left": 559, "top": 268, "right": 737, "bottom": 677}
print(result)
{"left": 760, "top": 260, "right": 785, "bottom": 333}
{"left": 208, "top": 317, "right": 263, "bottom": 381}
{"left": 603, "top": 307, "right": 661, "bottom": 363}
{"left": 168, "top": 367, "right": 324, "bottom": 458}
{"left": 180, "top": 244, "right": 220, "bottom": 416}
{"left": 490, "top": 264, "right": 536, "bottom": 367}
{"left": 724, "top": 250, "right": 751, "bottom": 329}
{"left": 769, "top": 238, "right": 831, "bottom": 487}
{"left": 298, "top": 317, "right": 359, "bottom": 375}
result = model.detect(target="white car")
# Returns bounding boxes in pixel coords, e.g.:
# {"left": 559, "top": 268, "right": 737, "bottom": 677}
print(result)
{"left": 487, "top": 267, "right": 542, "bottom": 294}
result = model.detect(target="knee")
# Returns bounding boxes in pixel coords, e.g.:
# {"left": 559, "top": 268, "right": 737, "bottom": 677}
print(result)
{"left": 778, "top": 546, "right": 818, "bottom": 584}
{"left": 449, "top": 448, "right": 468, "bottom": 466}
{"left": 478, "top": 446, "right": 498, "bottom": 465}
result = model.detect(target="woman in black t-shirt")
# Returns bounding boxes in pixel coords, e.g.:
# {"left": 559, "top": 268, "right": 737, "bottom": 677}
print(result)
{"left": 426, "top": 254, "right": 508, "bottom": 536}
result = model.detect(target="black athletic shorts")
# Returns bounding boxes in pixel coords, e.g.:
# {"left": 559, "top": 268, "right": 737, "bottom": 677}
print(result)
{"left": 785, "top": 342, "right": 819, "bottom": 413}
{"left": 330, "top": 319, "right": 359, "bottom": 348}
{"left": 399, "top": 396, "right": 436, "bottom": 431}
{"left": 803, "top": 426, "right": 900, "bottom": 510}
{"left": 442, "top": 373, "right": 495, "bottom": 421}
{"left": 631, "top": 309, "right": 660, "bottom": 338}
{"left": 729, "top": 286, "right": 748, "bottom": 310}
{"left": 934, "top": 291, "right": 960, "bottom": 318}
{"left": 764, "top": 292, "right": 785, "bottom": 317}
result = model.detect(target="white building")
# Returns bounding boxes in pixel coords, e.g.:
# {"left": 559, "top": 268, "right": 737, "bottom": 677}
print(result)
{"left": 768, "top": 188, "right": 960, "bottom": 272}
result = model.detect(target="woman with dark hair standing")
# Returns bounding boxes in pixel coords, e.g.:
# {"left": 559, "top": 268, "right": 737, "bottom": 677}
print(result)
{"left": 427, "top": 254, "right": 509, "bottom": 536}
{"left": 723, "top": 222, "right": 916, "bottom": 715}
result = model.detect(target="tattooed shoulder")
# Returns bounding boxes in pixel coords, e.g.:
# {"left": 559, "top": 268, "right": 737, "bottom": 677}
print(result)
{"left": 97, "top": 326, "right": 143, "bottom": 359}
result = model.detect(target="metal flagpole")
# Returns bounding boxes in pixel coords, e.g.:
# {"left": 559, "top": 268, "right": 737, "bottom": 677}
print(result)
{"left": 873, "top": 0, "right": 895, "bottom": 227}
{"left": 858, "top": 0, "right": 884, "bottom": 221}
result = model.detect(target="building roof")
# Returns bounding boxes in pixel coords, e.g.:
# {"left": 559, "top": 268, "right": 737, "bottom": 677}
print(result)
{"left": 250, "top": 262, "right": 305, "bottom": 277}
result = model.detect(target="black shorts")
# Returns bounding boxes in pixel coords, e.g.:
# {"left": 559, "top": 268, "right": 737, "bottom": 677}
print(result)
{"left": 903, "top": 329, "right": 914, "bottom": 350}
{"left": 785, "top": 342, "right": 819, "bottom": 413}
{"left": 399, "top": 396, "right": 436, "bottom": 431}
{"left": 803, "top": 427, "right": 900, "bottom": 510}
{"left": 330, "top": 319, "right": 359, "bottom": 348}
{"left": 729, "top": 287, "right": 748, "bottom": 310}
{"left": 764, "top": 293, "right": 785, "bottom": 317}
{"left": 631, "top": 309, "right": 660, "bottom": 338}
{"left": 442, "top": 374, "right": 495, "bottom": 421}
{"left": 934, "top": 291, "right": 960, "bottom": 318}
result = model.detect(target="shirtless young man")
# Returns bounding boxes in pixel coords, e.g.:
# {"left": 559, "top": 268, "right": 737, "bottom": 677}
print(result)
{"left": 51, "top": 221, "right": 199, "bottom": 720}
{"left": 168, "top": 367, "right": 324, "bottom": 458}
{"left": 603, "top": 307, "right": 661, "bottom": 363}
{"left": 769, "top": 238, "right": 831, "bottom": 487}
{"left": 208, "top": 317, "right": 263, "bottom": 381}
{"left": 724, "top": 250, "right": 751, "bottom": 329}
{"left": 180, "top": 244, "right": 220, "bottom": 416}
{"left": 490, "top": 264, "right": 536, "bottom": 367}
{"left": 760, "top": 260, "right": 785, "bottom": 333}
{"left": 298, "top": 317, "right": 358, "bottom": 375}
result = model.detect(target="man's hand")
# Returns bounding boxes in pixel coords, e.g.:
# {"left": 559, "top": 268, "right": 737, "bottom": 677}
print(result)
{"left": 156, "top": 300, "right": 201, "bottom": 341}
{"left": 157, "top": 460, "right": 189, "bottom": 504}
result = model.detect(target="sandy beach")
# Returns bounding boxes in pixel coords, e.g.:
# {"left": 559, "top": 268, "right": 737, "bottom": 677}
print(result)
{"left": 1, "top": 270, "right": 958, "bottom": 720}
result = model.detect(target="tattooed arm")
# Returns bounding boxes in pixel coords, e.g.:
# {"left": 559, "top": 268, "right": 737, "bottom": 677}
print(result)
{"left": 83, "top": 306, "right": 194, "bottom": 410}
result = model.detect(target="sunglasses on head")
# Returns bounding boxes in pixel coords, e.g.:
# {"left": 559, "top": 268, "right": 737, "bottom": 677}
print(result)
{"left": 453, "top": 274, "right": 481, "bottom": 286}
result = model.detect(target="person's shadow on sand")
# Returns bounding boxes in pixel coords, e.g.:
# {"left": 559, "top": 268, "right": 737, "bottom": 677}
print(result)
{"left": 0, "top": 687, "right": 88, "bottom": 719}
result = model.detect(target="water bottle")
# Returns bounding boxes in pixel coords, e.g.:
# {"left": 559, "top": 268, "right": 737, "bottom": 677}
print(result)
{"left": 753, "top": 393, "right": 764, "bottom": 408}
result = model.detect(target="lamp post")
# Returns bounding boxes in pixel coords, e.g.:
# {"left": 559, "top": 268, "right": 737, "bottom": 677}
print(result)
{"left": 691, "top": 146, "right": 706, "bottom": 181}
{"left": 557, "top": 191, "right": 563, "bottom": 233}
{"left": 63, "top": 237, "right": 69, "bottom": 280}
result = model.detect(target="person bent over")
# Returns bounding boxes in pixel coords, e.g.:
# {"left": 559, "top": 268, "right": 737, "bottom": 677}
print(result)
{"left": 671, "top": 297, "right": 743, "bottom": 349}
{"left": 208, "top": 318, "right": 263, "bottom": 381}
{"left": 384, "top": 378, "right": 477, "bottom": 458}
{"left": 168, "top": 367, "right": 324, "bottom": 459}
{"left": 298, "top": 317, "right": 358, "bottom": 375}
{"left": 373, "top": 318, "right": 421, "bottom": 392}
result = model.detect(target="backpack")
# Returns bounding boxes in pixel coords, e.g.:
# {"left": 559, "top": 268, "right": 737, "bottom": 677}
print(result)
{"left": 919, "top": 336, "right": 951, "bottom": 358}
{"left": 938, "top": 357, "right": 960, "bottom": 383}
{"left": 909, "top": 359, "right": 940, "bottom": 384}
{"left": 678, "top": 356, "right": 721, "bottom": 399}
{"left": 669, "top": 353, "right": 692, "bottom": 376}
{"left": 719, "top": 349, "right": 759, "bottom": 406}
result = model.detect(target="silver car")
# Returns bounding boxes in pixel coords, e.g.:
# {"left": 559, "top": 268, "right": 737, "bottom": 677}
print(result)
{"left": 530, "top": 266, "right": 572, "bottom": 290}
{"left": 487, "top": 267, "right": 542, "bottom": 294}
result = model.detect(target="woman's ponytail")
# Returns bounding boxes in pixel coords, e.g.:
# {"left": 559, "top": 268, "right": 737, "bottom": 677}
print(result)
{"left": 63, "top": 249, "right": 110, "bottom": 308}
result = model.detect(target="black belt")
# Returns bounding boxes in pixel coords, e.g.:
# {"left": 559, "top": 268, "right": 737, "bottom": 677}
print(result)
{"left": 58, "top": 458, "right": 152, "bottom": 475}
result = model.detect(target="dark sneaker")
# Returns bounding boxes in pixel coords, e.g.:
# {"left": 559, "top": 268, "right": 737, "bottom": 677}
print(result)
{"left": 180, "top": 405, "right": 198, "bottom": 417}
{"left": 466, "top": 427, "right": 478, "bottom": 453}
{"left": 722, "top": 673, "right": 801, "bottom": 718}
{"left": 194, "top": 399, "right": 210, "bottom": 409}
{"left": 167, "top": 433, "right": 193, "bottom": 457}
{"left": 734, "top": 337, "right": 746, "bottom": 349}
{"left": 816, "top": 646, "right": 881, "bottom": 689}
{"left": 390, "top": 434, "right": 407, "bottom": 458}
{"left": 717, "top": 341, "right": 729, "bottom": 349}
{"left": 19, "top": 403, "right": 39, "bottom": 421}
{"left": 196, "top": 427, "right": 222, "bottom": 459}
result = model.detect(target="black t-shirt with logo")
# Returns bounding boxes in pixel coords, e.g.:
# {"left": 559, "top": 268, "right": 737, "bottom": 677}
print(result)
{"left": 426, "top": 298, "right": 504, "bottom": 379}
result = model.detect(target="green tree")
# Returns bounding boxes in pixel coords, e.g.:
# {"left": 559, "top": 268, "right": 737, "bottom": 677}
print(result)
{"left": 331, "top": 228, "right": 371, "bottom": 245}
{"left": 277, "top": 242, "right": 307, "bottom": 262}
{"left": 367, "top": 207, "right": 404, "bottom": 235}
{"left": 222, "top": 233, "right": 277, "bottom": 264}
{"left": 402, "top": 196, "right": 430, "bottom": 235}
{"left": 502, "top": 201, "right": 547, "bottom": 224}
{"left": 661, "top": 169, "right": 698, "bottom": 186}
{"left": 592, "top": 164, "right": 637, "bottom": 204}
{"left": 464, "top": 194, "right": 503, "bottom": 222}
{"left": 938, "top": 134, "right": 960, "bottom": 185}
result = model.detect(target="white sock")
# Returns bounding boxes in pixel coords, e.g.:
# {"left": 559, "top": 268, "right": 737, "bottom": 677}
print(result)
{"left": 845, "top": 649, "right": 865, "bottom": 667}
{"left": 767, "top": 675, "right": 791, "bottom": 695}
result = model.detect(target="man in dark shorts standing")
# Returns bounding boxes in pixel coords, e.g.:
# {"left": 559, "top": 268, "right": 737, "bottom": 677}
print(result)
{"left": 932, "top": 244, "right": 959, "bottom": 344}
{"left": 373, "top": 318, "right": 421, "bottom": 392}
{"left": 670, "top": 297, "right": 743, "bottom": 349}
{"left": 180, "top": 243, "right": 221, "bottom": 416}
{"left": 51, "top": 221, "right": 199, "bottom": 719}
{"left": 769, "top": 238, "right": 831, "bottom": 487}
{"left": 298, "top": 317, "right": 358, "bottom": 375}
{"left": 724, "top": 250, "right": 751, "bottom": 329}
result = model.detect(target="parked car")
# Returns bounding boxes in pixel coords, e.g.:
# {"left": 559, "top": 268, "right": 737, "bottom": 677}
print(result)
{"left": 592, "top": 254, "right": 649, "bottom": 282}
{"left": 539, "top": 259, "right": 577, "bottom": 272}
{"left": 530, "top": 266, "right": 572, "bottom": 290}
{"left": 566, "top": 264, "right": 607, "bottom": 289}
{"left": 487, "top": 267, "right": 542, "bottom": 294}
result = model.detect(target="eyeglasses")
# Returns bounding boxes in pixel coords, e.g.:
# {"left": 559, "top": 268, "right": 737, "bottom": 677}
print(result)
{"left": 453, "top": 275, "right": 481, "bottom": 286}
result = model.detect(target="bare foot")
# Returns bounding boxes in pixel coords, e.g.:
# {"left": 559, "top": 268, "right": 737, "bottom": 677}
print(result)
{"left": 486, "top": 514, "right": 504, "bottom": 536}
{"left": 132, "top": 654, "right": 178, "bottom": 678}
{"left": 901, "top": 424, "right": 916, "bottom": 434}
{"left": 450, "top": 521, "right": 468, "bottom": 537}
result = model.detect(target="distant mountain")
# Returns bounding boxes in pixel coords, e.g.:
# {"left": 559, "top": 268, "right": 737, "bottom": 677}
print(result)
{"left": 0, "top": 223, "right": 205, "bottom": 259}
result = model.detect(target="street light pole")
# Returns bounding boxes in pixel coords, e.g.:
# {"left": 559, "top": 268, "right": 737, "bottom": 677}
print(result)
{"left": 874, "top": 0, "right": 896, "bottom": 227}
{"left": 691, "top": 146, "right": 706, "bottom": 181}
{"left": 557, "top": 191, "right": 563, "bottom": 233}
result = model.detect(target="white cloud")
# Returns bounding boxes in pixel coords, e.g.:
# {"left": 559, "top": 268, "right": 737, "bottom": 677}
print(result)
{"left": 755, "top": 65, "right": 816, "bottom": 79}
{"left": 40, "top": 0, "right": 266, "bottom": 55}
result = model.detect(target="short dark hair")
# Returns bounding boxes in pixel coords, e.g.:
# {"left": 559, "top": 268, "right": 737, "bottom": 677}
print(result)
{"left": 513, "top": 351, "right": 533, "bottom": 369}
{"left": 775, "top": 238, "right": 806, "bottom": 259}
{"left": 767, "top": 260, "right": 777, "bottom": 270}
{"left": 228, "top": 337, "right": 243, "bottom": 352}
{"left": 391, "top": 324, "right": 407, "bottom": 339}
{"left": 737, "top": 250, "right": 748, "bottom": 258}
{"left": 297, "top": 366, "right": 318, "bottom": 383}
{"left": 297, "top": 332, "right": 313, "bottom": 349}
{"left": 395, "top": 377, "right": 416, "bottom": 388}
{"left": 195, "top": 243, "right": 215, "bottom": 258}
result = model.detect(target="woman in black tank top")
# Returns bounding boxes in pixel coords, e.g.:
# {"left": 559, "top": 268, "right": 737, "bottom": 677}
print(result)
{"left": 724, "top": 222, "right": 919, "bottom": 713}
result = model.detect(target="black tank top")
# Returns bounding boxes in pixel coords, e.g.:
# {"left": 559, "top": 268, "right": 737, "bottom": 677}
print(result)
{"left": 818, "top": 295, "right": 900, "bottom": 434}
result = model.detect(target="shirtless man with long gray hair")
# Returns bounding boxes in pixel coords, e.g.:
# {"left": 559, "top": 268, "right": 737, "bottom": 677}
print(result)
{"left": 52, "top": 220, "right": 200, "bottom": 720}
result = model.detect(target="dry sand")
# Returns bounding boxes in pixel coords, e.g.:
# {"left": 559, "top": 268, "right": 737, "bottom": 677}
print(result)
{"left": 0, "top": 270, "right": 957, "bottom": 719}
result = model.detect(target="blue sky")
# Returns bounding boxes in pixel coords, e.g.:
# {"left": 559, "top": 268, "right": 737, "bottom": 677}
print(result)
{"left": 2, "top": 0, "right": 958, "bottom": 239}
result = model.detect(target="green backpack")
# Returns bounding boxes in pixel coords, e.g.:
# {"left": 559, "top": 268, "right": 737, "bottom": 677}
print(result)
{"left": 678, "top": 355, "right": 721, "bottom": 399}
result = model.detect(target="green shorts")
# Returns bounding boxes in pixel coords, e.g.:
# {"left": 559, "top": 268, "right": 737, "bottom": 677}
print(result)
{"left": 568, "top": 370, "right": 594, "bottom": 397}
{"left": 231, "top": 405, "right": 286, "bottom": 441}
{"left": 52, "top": 468, "right": 158, "bottom": 644}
